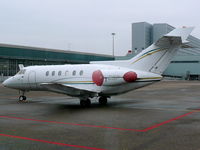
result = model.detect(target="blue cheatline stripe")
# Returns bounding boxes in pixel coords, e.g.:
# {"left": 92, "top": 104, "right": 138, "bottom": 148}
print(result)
{"left": 63, "top": 83, "right": 94, "bottom": 85}
{"left": 59, "top": 77, "right": 162, "bottom": 84}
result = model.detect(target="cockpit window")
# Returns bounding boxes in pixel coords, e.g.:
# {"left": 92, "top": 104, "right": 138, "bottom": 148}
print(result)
{"left": 17, "top": 69, "right": 26, "bottom": 75}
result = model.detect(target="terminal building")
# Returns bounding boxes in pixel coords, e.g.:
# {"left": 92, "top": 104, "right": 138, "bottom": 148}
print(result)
{"left": 0, "top": 44, "right": 114, "bottom": 77}
{"left": 1, "top": 22, "right": 200, "bottom": 80}
{"left": 130, "top": 22, "right": 200, "bottom": 80}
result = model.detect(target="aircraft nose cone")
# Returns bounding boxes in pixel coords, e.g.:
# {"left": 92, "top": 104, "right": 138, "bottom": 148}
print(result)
{"left": 2, "top": 78, "right": 12, "bottom": 87}
{"left": 2, "top": 79, "right": 8, "bottom": 87}
{"left": 2, "top": 80, "right": 6, "bottom": 87}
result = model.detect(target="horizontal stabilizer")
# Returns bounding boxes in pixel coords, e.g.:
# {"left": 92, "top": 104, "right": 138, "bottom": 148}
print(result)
{"left": 155, "top": 27, "right": 194, "bottom": 47}
{"left": 181, "top": 43, "right": 195, "bottom": 48}
{"left": 165, "top": 27, "right": 194, "bottom": 43}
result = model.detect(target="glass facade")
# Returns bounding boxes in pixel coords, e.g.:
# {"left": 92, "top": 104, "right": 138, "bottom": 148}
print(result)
{"left": 0, "top": 58, "right": 66, "bottom": 76}
{"left": 0, "top": 44, "right": 114, "bottom": 76}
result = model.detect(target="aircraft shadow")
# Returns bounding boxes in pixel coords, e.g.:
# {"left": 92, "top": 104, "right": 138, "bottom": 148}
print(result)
{"left": 55, "top": 99, "right": 139, "bottom": 110}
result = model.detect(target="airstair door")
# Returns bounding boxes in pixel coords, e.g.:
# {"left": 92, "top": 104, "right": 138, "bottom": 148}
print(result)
{"left": 28, "top": 71, "right": 37, "bottom": 89}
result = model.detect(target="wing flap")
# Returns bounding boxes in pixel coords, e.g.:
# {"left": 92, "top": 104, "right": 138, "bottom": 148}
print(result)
{"left": 40, "top": 83, "right": 98, "bottom": 97}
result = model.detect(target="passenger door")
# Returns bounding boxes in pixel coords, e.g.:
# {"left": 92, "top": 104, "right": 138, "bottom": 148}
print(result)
{"left": 28, "top": 71, "right": 37, "bottom": 89}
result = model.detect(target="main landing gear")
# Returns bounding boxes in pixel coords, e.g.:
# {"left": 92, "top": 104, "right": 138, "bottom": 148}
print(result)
{"left": 80, "top": 98, "right": 91, "bottom": 107}
{"left": 80, "top": 96, "right": 108, "bottom": 107}
{"left": 98, "top": 96, "right": 108, "bottom": 105}
{"left": 18, "top": 91, "right": 27, "bottom": 102}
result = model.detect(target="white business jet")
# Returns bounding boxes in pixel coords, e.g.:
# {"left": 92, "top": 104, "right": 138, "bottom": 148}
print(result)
{"left": 2, "top": 27, "right": 194, "bottom": 107}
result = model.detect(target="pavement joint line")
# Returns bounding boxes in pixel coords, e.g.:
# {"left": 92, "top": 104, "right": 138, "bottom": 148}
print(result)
{"left": 1, "top": 109, "right": 199, "bottom": 132}
{"left": 0, "top": 133, "right": 108, "bottom": 150}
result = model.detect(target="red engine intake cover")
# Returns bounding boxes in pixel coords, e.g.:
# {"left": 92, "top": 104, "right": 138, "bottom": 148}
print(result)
{"left": 92, "top": 70, "right": 104, "bottom": 86}
{"left": 123, "top": 71, "right": 137, "bottom": 82}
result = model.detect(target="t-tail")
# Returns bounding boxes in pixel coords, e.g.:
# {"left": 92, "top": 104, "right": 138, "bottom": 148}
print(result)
{"left": 91, "top": 27, "right": 194, "bottom": 75}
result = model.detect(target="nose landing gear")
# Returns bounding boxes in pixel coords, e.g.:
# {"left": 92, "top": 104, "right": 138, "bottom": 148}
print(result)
{"left": 19, "top": 91, "right": 27, "bottom": 102}
{"left": 19, "top": 95, "right": 27, "bottom": 101}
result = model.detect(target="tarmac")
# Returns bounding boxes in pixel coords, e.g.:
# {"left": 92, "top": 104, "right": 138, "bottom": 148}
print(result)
{"left": 0, "top": 80, "right": 200, "bottom": 150}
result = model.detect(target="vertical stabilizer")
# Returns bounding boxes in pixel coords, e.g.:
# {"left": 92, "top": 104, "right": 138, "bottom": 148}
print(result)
{"left": 127, "top": 27, "right": 194, "bottom": 74}
{"left": 90, "top": 27, "right": 194, "bottom": 75}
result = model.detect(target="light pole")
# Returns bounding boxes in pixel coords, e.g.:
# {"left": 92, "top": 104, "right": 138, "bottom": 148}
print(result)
{"left": 111, "top": 33, "right": 116, "bottom": 57}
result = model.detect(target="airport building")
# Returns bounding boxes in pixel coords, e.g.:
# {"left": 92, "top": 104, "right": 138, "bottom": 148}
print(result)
{"left": 1, "top": 22, "right": 200, "bottom": 80}
{"left": 130, "top": 22, "right": 200, "bottom": 80}
{"left": 0, "top": 44, "right": 114, "bottom": 77}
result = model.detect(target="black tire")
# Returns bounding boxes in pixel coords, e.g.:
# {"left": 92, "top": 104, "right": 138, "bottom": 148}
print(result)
{"left": 19, "top": 95, "right": 27, "bottom": 102}
{"left": 86, "top": 99, "right": 91, "bottom": 106}
{"left": 80, "top": 100, "right": 85, "bottom": 107}
{"left": 99, "top": 97, "right": 107, "bottom": 105}
{"left": 22, "top": 96, "right": 27, "bottom": 101}
{"left": 80, "top": 99, "right": 91, "bottom": 107}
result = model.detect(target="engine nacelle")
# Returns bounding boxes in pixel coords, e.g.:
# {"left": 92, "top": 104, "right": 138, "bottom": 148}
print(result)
{"left": 92, "top": 70, "right": 137, "bottom": 86}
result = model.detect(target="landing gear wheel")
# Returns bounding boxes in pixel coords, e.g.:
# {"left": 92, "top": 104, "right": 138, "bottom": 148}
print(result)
{"left": 99, "top": 97, "right": 108, "bottom": 105}
{"left": 80, "top": 99, "right": 91, "bottom": 107}
{"left": 19, "top": 95, "right": 27, "bottom": 102}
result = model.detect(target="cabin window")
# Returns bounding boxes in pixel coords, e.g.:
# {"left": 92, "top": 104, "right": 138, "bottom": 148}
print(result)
{"left": 46, "top": 71, "right": 49, "bottom": 76}
{"left": 80, "top": 70, "right": 83, "bottom": 76}
{"left": 52, "top": 71, "right": 55, "bottom": 76}
{"left": 72, "top": 70, "right": 76, "bottom": 76}
{"left": 58, "top": 71, "right": 62, "bottom": 76}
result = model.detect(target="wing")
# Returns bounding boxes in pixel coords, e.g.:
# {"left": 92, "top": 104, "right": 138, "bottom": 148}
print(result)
{"left": 40, "top": 83, "right": 98, "bottom": 97}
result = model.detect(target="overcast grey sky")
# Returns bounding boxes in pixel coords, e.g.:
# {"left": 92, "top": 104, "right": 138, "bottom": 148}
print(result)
{"left": 0, "top": 0, "right": 199, "bottom": 56}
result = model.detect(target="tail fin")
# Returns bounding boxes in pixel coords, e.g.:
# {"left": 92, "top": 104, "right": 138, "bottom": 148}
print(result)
{"left": 91, "top": 27, "right": 194, "bottom": 75}
{"left": 128, "top": 27, "right": 194, "bottom": 74}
